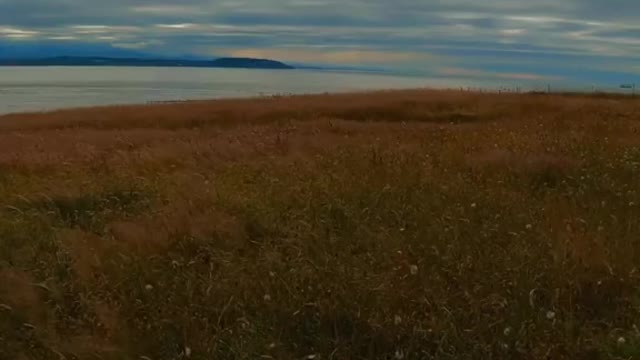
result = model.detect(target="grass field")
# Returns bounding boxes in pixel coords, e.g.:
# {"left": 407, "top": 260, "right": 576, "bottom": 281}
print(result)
{"left": 1, "top": 90, "right": 640, "bottom": 359}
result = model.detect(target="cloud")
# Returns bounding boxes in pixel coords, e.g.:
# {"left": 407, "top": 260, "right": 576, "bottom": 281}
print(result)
{"left": 156, "top": 24, "right": 199, "bottom": 29}
{"left": 130, "top": 5, "right": 202, "bottom": 15}
{"left": 500, "top": 29, "right": 526, "bottom": 36}
{"left": 0, "top": 27, "right": 39, "bottom": 38}
{"left": 224, "top": 48, "right": 428, "bottom": 64}
{"left": 71, "top": 25, "right": 141, "bottom": 34}
{"left": 0, "top": 0, "right": 638, "bottom": 83}
{"left": 48, "top": 35, "right": 77, "bottom": 40}
{"left": 114, "top": 40, "right": 164, "bottom": 49}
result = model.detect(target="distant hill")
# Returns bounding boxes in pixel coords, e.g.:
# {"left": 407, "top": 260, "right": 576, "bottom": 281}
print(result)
{"left": 210, "top": 57, "right": 293, "bottom": 69}
{"left": 0, "top": 41, "right": 151, "bottom": 59}
{"left": 0, "top": 56, "right": 294, "bottom": 69}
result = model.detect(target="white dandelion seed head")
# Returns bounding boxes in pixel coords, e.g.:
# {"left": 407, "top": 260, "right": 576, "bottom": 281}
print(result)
{"left": 145, "top": 284, "right": 154, "bottom": 291}
{"left": 409, "top": 265, "right": 419, "bottom": 275}
{"left": 503, "top": 327, "right": 512, "bottom": 336}
{"left": 263, "top": 294, "right": 272, "bottom": 302}
{"left": 546, "top": 310, "right": 556, "bottom": 320}
{"left": 617, "top": 337, "right": 627, "bottom": 346}
{"left": 394, "top": 349, "right": 405, "bottom": 360}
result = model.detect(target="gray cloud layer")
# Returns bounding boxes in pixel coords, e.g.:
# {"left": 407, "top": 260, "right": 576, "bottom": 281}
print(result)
{"left": 1, "top": 0, "right": 639, "bottom": 82}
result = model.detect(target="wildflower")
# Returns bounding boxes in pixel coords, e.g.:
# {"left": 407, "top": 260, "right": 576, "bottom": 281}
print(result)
{"left": 525, "top": 224, "right": 533, "bottom": 230}
{"left": 145, "top": 284, "right": 154, "bottom": 291}
{"left": 617, "top": 337, "right": 626, "bottom": 346}
{"left": 409, "top": 265, "right": 419, "bottom": 275}
{"left": 546, "top": 310, "right": 556, "bottom": 320}
{"left": 263, "top": 294, "right": 272, "bottom": 302}
{"left": 306, "top": 355, "right": 317, "bottom": 360}
{"left": 471, "top": 203, "right": 477, "bottom": 209}
{"left": 184, "top": 347, "right": 192, "bottom": 358}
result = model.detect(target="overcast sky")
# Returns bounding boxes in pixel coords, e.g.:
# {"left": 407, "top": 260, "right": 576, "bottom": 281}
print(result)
{"left": 1, "top": 0, "right": 639, "bottom": 84}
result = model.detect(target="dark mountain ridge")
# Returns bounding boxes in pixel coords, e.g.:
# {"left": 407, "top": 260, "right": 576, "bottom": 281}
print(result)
{"left": 0, "top": 56, "right": 294, "bottom": 69}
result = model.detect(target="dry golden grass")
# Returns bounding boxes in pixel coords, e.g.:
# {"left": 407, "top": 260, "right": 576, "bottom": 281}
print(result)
{"left": 1, "top": 90, "right": 640, "bottom": 359}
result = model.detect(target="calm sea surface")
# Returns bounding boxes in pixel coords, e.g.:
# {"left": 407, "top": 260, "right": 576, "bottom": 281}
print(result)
{"left": 0, "top": 66, "right": 453, "bottom": 115}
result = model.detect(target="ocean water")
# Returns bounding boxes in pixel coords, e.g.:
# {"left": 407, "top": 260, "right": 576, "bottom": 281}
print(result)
{"left": 0, "top": 66, "right": 453, "bottom": 115}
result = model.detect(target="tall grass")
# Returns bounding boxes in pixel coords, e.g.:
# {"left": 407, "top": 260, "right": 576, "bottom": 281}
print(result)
{"left": 1, "top": 90, "right": 640, "bottom": 359}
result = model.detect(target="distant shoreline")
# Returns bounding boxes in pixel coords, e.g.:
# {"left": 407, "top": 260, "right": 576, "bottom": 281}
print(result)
{"left": 1, "top": 88, "right": 637, "bottom": 119}
{"left": 0, "top": 56, "right": 295, "bottom": 70}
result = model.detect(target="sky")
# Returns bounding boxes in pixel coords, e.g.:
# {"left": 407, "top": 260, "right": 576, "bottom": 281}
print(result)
{"left": 1, "top": 0, "right": 639, "bottom": 86}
